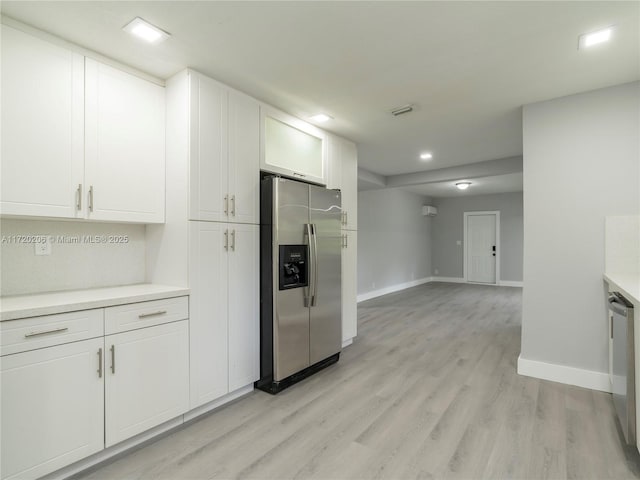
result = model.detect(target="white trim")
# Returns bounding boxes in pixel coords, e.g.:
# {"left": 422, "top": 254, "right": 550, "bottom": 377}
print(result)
{"left": 431, "top": 276, "right": 465, "bottom": 284}
{"left": 183, "top": 385, "right": 254, "bottom": 423}
{"left": 517, "top": 355, "right": 611, "bottom": 393}
{"left": 500, "top": 280, "right": 523, "bottom": 287}
{"left": 40, "top": 384, "right": 255, "bottom": 480}
{"left": 41, "top": 417, "right": 184, "bottom": 480}
{"left": 463, "top": 210, "right": 500, "bottom": 285}
{"left": 342, "top": 338, "right": 354, "bottom": 348}
{"left": 357, "top": 277, "right": 433, "bottom": 303}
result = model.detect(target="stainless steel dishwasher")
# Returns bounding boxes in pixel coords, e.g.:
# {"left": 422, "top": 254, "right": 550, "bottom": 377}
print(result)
{"left": 609, "top": 291, "right": 636, "bottom": 444}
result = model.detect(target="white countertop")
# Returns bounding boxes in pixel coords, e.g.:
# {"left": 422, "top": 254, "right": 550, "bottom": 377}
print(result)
{"left": 604, "top": 273, "right": 640, "bottom": 306}
{"left": 0, "top": 284, "right": 190, "bottom": 321}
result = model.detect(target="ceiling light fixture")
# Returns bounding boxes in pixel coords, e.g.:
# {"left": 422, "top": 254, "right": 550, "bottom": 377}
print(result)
{"left": 420, "top": 152, "right": 433, "bottom": 160}
{"left": 123, "top": 17, "right": 170, "bottom": 43}
{"left": 456, "top": 182, "right": 471, "bottom": 190}
{"left": 578, "top": 26, "right": 614, "bottom": 49}
{"left": 310, "top": 113, "right": 332, "bottom": 123}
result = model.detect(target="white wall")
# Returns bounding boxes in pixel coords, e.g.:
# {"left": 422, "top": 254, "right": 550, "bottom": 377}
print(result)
{"left": 431, "top": 192, "right": 523, "bottom": 282}
{"left": 1, "top": 219, "right": 146, "bottom": 296}
{"left": 521, "top": 82, "right": 639, "bottom": 380}
{"left": 357, "top": 188, "right": 432, "bottom": 295}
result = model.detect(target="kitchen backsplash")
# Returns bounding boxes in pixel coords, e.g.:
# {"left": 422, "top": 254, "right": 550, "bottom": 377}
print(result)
{"left": 1, "top": 219, "right": 146, "bottom": 296}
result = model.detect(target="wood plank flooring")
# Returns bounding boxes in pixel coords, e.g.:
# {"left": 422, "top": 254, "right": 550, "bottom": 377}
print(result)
{"left": 77, "top": 282, "right": 640, "bottom": 480}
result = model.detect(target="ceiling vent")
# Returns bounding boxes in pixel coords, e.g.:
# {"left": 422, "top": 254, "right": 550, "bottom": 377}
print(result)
{"left": 391, "top": 104, "right": 414, "bottom": 116}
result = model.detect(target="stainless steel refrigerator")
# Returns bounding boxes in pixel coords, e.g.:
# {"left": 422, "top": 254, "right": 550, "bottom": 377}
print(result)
{"left": 257, "top": 176, "right": 342, "bottom": 394}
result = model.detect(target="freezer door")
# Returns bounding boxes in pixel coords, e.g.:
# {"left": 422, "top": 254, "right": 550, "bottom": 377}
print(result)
{"left": 273, "top": 178, "right": 311, "bottom": 381}
{"left": 309, "top": 185, "right": 342, "bottom": 365}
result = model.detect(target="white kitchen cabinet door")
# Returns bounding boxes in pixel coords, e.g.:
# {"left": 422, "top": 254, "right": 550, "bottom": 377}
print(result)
{"left": 1, "top": 338, "right": 104, "bottom": 480}
{"left": 342, "top": 231, "right": 358, "bottom": 343}
{"left": 326, "top": 134, "right": 342, "bottom": 190}
{"left": 105, "top": 320, "right": 188, "bottom": 447}
{"left": 228, "top": 224, "right": 260, "bottom": 391}
{"left": 1, "top": 25, "right": 84, "bottom": 219}
{"left": 341, "top": 140, "right": 358, "bottom": 231}
{"left": 228, "top": 90, "right": 260, "bottom": 225}
{"left": 189, "top": 222, "right": 229, "bottom": 408}
{"left": 260, "top": 106, "right": 326, "bottom": 186}
{"left": 189, "top": 72, "right": 228, "bottom": 222}
{"left": 85, "top": 58, "right": 165, "bottom": 223}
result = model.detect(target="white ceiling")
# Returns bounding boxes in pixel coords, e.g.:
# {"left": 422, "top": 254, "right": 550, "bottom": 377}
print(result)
{"left": 403, "top": 173, "right": 523, "bottom": 198}
{"left": 2, "top": 2, "right": 638, "bottom": 190}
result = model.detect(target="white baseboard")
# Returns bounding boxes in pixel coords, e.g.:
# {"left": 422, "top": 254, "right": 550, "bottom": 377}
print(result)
{"left": 431, "top": 276, "right": 465, "bottom": 284}
{"left": 183, "top": 384, "right": 254, "bottom": 423}
{"left": 517, "top": 354, "right": 611, "bottom": 393}
{"left": 42, "top": 384, "right": 255, "bottom": 480}
{"left": 500, "top": 280, "right": 524, "bottom": 287}
{"left": 357, "top": 277, "right": 433, "bottom": 303}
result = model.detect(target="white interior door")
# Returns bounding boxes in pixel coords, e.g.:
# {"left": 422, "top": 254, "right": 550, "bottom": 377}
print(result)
{"left": 466, "top": 214, "right": 497, "bottom": 284}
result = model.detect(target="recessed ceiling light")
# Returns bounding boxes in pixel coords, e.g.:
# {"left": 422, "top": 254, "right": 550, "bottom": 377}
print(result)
{"left": 578, "top": 26, "right": 614, "bottom": 49}
{"left": 123, "top": 17, "right": 170, "bottom": 44}
{"left": 456, "top": 182, "right": 471, "bottom": 190}
{"left": 420, "top": 152, "right": 433, "bottom": 160}
{"left": 310, "top": 113, "right": 332, "bottom": 123}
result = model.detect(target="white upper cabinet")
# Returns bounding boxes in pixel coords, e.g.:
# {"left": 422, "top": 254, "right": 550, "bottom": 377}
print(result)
{"left": 85, "top": 59, "right": 165, "bottom": 223}
{"left": 1, "top": 25, "right": 84, "bottom": 219}
{"left": 189, "top": 71, "right": 259, "bottom": 224}
{"left": 327, "top": 134, "right": 358, "bottom": 230}
{"left": 1, "top": 26, "right": 166, "bottom": 224}
{"left": 260, "top": 106, "right": 327, "bottom": 186}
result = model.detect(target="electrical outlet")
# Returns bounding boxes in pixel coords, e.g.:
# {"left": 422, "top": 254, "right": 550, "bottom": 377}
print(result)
{"left": 372, "top": 282, "right": 376, "bottom": 289}
{"left": 456, "top": 240, "right": 462, "bottom": 246}
{"left": 434, "top": 269, "right": 439, "bottom": 275}
{"left": 34, "top": 236, "right": 52, "bottom": 256}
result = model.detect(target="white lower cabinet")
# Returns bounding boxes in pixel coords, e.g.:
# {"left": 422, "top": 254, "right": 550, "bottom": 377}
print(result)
{"left": 1, "top": 337, "right": 104, "bottom": 480}
{"left": 342, "top": 230, "right": 358, "bottom": 342}
{"left": 105, "top": 320, "right": 189, "bottom": 447}
{"left": 0, "top": 295, "right": 190, "bottom": 480}
{"left": 189, "top": 221, "right": 259, "bottom": 408}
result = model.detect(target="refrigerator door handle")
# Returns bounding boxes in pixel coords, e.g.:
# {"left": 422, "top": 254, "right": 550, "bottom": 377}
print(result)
{"left": 305, "top": 223, "right": 314, "bottom": 308}
{"left": 311, "top": 223, "right": 319, "bottom": 306}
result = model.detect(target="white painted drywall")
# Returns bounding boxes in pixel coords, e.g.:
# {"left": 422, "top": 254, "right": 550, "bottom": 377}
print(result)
{"left": 431, "top": 192, "right": 523, "bottom": 281}
{"left": 1, "top": 219, "right": 146, "bottom": 296}
{"left": 521, "top": 81, "right": 640, "bottom": 374}
{"left": 357, "top": 188, "right": 432, "bottom": 295}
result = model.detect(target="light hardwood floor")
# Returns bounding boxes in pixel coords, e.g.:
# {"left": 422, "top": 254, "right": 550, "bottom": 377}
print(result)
{"left": 77, "top": 282, "right": 640, "bottom": 480}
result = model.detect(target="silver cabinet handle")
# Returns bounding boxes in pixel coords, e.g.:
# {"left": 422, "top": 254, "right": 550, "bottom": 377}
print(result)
{"left": 89, "top": 186, "right": 94, "bottom": 212}
{"left": 224, "top": 229, "right": 229, "bottom": 250}
{"left": 76, "top": 184, "right": 82, "bottom": 211}
{"left": 231, "top": 230, "right": 236, "bottom": 251}
{"left": 293, "top": 172, "right": 306, "bottom": 178}
{"left": 224, "top": 195, "right": 229, "bottom": 216}
{"left": 345, "top": 233, "right": 348, "bottom": 248}
{"left": 344, "top": 211, "right": 348, "bottom": 226}
{"left": 110, "top": 345, "right": 115, "bottom": 374}
{"left": 138, "top": 310, "right": 167, "bottom": 318}
{"left": 97, "top": 348, "right": 103, "bottom": 378}
{"left": 231, "top": 195, "right": 236, "bottom": 216}
{"left": 24, "top": 327, "right": 69, "bottom": 338}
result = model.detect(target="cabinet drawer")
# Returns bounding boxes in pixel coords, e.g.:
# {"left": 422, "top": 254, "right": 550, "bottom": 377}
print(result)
{"left": 105, "top": 296, "right": 189, "bottom": 334}
{"left": 1, "top": 309, "right": 104, "bottom": 356}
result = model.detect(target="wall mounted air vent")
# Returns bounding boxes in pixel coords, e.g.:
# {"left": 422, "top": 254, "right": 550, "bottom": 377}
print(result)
{"left": 391, "top": 104, "right": 414, "bottom": 116}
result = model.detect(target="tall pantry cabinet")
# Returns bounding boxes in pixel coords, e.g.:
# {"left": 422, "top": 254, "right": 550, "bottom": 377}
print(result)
{"left": 148, "top": 69, "right": 260, "bottom": 410}
{"left": 327, "top": 134, "right": 359, "bottom": 345}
